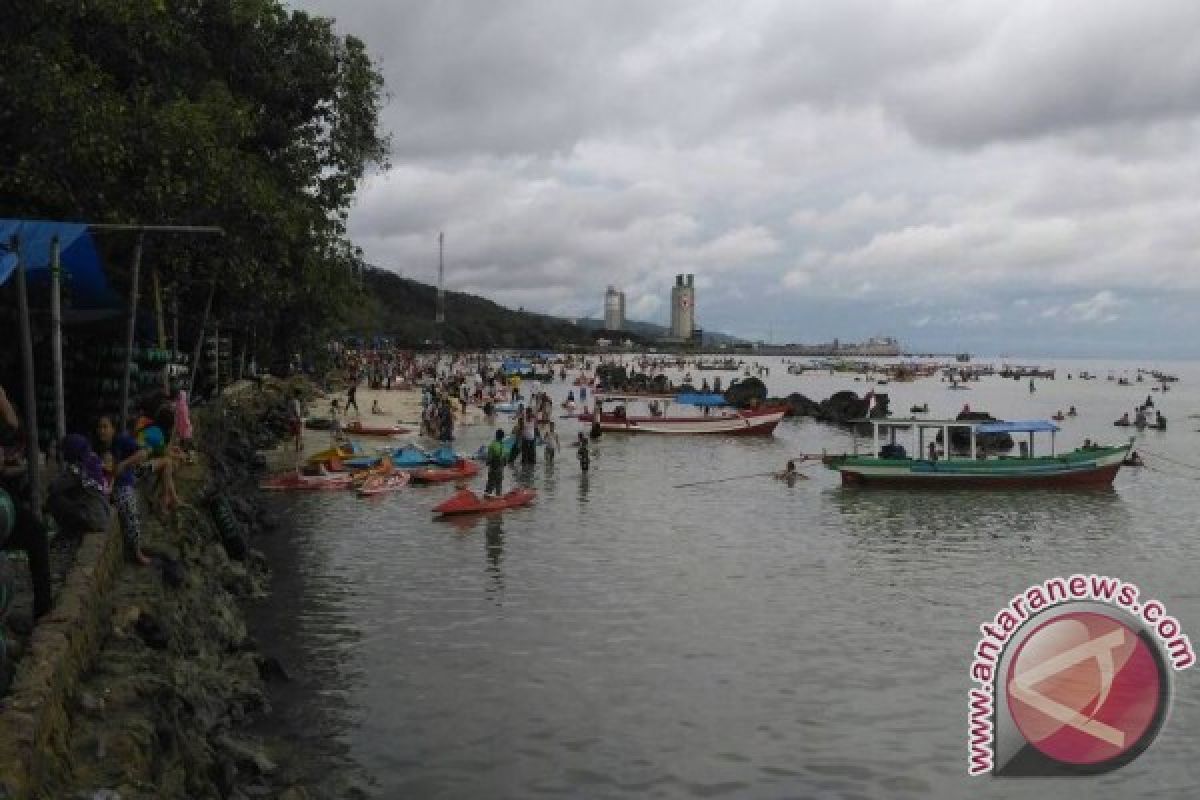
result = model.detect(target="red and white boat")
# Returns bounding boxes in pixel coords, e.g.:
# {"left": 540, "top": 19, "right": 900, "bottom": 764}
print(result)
{"left": 577, "top": 397, "right": 786, "bottom": 436}
{"left": 343, "top": 420, "right": 412, "bottom": 437}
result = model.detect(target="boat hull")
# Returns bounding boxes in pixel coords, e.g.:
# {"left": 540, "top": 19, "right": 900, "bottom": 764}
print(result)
{"left": 433, "top": 488, "right": 536, "bottom": 515}
{"left": 578, "top": 407, "right": 786, "bottom": 435}
{"left": 829, "top": 446, "right": 1127, "bottom": 489}
{"left": 410, "top": 460, "right": 481, "bottom": 484}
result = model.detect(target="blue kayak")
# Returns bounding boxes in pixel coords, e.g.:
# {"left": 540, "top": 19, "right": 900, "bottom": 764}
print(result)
{"left": 391, "top": 445, "right": 461, "bottom": 468}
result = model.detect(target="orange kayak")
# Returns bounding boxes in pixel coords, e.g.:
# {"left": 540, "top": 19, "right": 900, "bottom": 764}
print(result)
{"left": 433, "top": 488, "right": 536, "bottom": 516}
{"left": 410, "top": 459, "right": 481, "bottom": 484}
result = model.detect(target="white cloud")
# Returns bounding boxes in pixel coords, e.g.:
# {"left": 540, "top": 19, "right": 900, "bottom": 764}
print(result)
{"left": 1065, "top": 290, "right": 1123, "bottom": 323}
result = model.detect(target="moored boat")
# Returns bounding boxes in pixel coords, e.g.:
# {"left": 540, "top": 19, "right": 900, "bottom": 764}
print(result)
{"left": 260, "top": 471, "right": 353, "bottom": 491}
{"left": 343, "top": 420, "right": 411, "bottom": 437}
{"left": 577, "top": 396, "right": 786, "bottom": 435}
{"left": 357, "top": 471, "right": 411, "bottom": 496}
{"left": 824, "top": 418, "right": 1130, "bottom": 488}
{"left": 433, "top": 487, "right": 537, "bottom": 516}
{"left": 410, "top": 459, "right": 481, "bottom": 484}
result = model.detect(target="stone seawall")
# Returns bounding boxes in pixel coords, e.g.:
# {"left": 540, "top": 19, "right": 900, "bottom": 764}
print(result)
{"left": 0, "top": 510, "right": 125, "bottom": 797}
{"left": 0, "top": 385, "right": 318, "bottom": 800}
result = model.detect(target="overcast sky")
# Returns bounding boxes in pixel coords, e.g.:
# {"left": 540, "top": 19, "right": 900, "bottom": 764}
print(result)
{"left": 294, "top": 0, "right": 1200, "bottom": 356}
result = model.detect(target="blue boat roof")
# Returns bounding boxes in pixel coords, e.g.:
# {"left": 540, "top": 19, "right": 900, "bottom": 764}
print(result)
{"left": 975, "top": 420, "right": 1060, "bottom": 434}
{"left": 675, "top": 392, "right": 727, "bottom": 407}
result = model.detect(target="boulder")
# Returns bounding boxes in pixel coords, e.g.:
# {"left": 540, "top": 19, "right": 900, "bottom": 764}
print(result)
{"left": 723, "top": 377, "right": 767, "bottom": 408}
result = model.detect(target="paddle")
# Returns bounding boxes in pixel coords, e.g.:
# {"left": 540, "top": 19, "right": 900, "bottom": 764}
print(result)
{"left": 673, "top": 469, "right": 810, "bottom": 489}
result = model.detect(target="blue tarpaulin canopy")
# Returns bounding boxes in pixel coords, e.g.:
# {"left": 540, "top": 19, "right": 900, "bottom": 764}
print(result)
{"left": 0, "top": 219, "right": 117, "bottom": 309}
{"left": 975, "top": 420, "right": 1060, "bottom": 434}
{"left": 675, "top": 392, "right": 728, "bottom": 407}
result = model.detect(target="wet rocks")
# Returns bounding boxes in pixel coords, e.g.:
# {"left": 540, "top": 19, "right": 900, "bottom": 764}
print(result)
{"left": 723, "top": 377, "right": 767, "bottom": 407}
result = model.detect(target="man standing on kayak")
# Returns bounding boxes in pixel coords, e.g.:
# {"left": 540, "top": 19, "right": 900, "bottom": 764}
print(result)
{"left": 484, "top": 429, "right": 506, "bottom": 497}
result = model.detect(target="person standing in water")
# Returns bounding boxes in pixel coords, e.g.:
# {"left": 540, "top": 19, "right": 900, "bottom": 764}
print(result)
{"left": 544, "top": 422, "right": 560, "bottom": 464}
{"left": 484, "top": 429, "right": 507, "bottom": 497}
{"left": 576, "top": 432, "right": 591, "bottom": 473}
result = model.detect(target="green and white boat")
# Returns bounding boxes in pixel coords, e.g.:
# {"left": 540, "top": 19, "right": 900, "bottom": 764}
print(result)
{"left": 825, "top": 418, "right": 1131, "bottom": 488}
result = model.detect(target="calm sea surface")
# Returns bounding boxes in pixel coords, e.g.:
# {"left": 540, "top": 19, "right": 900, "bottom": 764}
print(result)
{"left": 249, "top": 357, "right": 1200, "bottom": 799}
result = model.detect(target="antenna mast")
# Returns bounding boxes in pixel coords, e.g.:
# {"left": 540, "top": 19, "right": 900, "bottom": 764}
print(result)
{"left": 436, "top": 232, "right": 445, "bottom": 324}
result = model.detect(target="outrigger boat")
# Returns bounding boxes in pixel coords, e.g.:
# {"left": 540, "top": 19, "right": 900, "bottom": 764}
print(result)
{"left": 577, "top": 394, "right": 786, "bottom": 436}
{"left": 825, "top": 418, "right": 1130, "bottom": 488}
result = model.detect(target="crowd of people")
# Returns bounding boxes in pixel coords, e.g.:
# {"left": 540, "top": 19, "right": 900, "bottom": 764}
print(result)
{"left": 0, "top": 382, "right": 193, "bottom": 624}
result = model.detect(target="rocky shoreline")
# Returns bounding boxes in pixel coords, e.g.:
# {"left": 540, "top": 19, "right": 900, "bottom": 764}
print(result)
{"left": 0, "top": 380, "right": 363, "bottom": 800}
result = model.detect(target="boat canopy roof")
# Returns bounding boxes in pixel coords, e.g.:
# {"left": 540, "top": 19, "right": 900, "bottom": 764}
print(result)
{"left": 975, "top": 420, "right": 1060, "bottom": 434}
{"left": 675, "top": 392, "right": 727, "bottom": 407}
{"left": 863, "top": 417, "right": 1060, "bottom": 432}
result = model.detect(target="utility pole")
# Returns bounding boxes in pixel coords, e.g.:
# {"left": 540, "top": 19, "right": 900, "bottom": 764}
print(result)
{"left": 436, "top": 232, "right": 445, "bottom": 325}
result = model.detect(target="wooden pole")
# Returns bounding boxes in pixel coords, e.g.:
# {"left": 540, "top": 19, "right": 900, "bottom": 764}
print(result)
{"left": 119, "top": 231, "right": 145, "bottom": 431}
{"left": 152, "top": 266, "right": 168, "bottom": 394}
{"left": 188, "top": 278, "right": 215, "bottom": 397}
{"left": 49, "top": 236, "right": 66, "bottom": 442}
{"left": 13, "top": 237, "right": 43, "bottom": 520}
{"left": 213, "top": 319, "right": 221, "bottom": 398}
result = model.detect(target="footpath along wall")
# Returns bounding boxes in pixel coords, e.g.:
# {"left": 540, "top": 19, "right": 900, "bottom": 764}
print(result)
{"left": 0, "top": 383, "right": 318, "bottom": 800}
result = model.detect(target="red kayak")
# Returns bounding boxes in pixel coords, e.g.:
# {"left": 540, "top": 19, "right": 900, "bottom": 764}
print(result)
{"left": 344, "top": 421, "right": 412, "bottom": 437}
{"left": 433, "top": 488, "right": 537, "bottom": 516}
{"left": 410, "top": 459, "right": 481, "bottom": 484}
{"left": 260, "top": 472, "right": 353, "bottom": 491}
{"left": 357, "top": 472, "right": 411, "bottom": 496}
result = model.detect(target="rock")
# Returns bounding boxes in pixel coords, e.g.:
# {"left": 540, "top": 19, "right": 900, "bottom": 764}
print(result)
{"left": 79, "top": 690, "right": 106, "bottom": 714}
{"left": 79, "top": 790, "right": 121, "bottom": 800}
{"left": 158, "top": 555, "right": 186, "bottom": 588}
{"left": 133, "top": 612, "right": 169, "bottom": 650}
{"left": 216, "top": 735, "right": 278, "bottom": 776}
{"left": 255, "top": 655, "right": 290, "bottom": 682}
{"left": 277, "top": 788, "right": 310, "bottom": 800}
{"left": 723, "top": 377, "right": 767, "bottom": 408}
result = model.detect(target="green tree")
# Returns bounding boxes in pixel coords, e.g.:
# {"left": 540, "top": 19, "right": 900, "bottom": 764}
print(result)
{"left": 0, "top": 0, "right": 388, "bottom": 358}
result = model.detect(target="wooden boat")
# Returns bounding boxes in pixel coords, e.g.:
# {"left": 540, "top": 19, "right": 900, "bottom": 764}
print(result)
{"left": 433, "top": 488, "right": 536, "bottom": 516}
{"left": 259, "top": 471, "right": 353, "bottom": 491}
{"left": 577, "top": 396, "right": 786, "bottom": 436}
{"left": 356, "top": 472, "right": 411, "bottom": 496}
{"left": 825, "top": 418, "right": 1130, "bottom": 488}
{"left": 410, "top": 459, "right": 481, "bottom": 484}
{"left": 343, "top": 420, "right": 411, "bottom": 437}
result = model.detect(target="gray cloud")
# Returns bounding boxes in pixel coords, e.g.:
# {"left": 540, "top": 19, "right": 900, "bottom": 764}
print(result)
{"left": 293, "top": 0, "right": 1200, "bottom": 354}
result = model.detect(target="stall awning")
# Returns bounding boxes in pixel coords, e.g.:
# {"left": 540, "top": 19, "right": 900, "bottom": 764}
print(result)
{"left": 0, "top": 219, "right": 117, "bottom": 309}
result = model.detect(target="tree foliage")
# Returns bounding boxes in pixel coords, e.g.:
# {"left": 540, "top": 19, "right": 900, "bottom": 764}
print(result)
{"left": 0, "top": 0, "right": 388, "bottom": 356}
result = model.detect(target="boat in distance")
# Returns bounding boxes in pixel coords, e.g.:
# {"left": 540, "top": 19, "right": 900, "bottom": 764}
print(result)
{"left": 578, "top": 396, "right": 786, "bottom": 435}
{"left": 824, "top": 418, "right": 1131, "bottom": 488}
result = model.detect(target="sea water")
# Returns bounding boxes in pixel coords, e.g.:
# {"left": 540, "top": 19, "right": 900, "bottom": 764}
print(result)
{"left": 250, "top": 357, "right": 1200, "bottom": 799}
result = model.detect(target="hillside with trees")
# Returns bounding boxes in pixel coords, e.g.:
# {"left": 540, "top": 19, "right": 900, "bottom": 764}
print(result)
{"left": 354, "top": 267, "right": 601, "bottom": 350}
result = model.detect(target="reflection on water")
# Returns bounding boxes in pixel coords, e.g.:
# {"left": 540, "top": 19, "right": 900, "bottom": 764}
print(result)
{"left": 248, "top": 357, "right": 1200, "bottom": 800}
